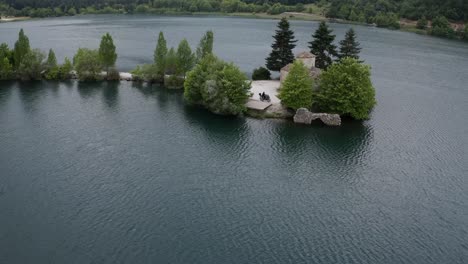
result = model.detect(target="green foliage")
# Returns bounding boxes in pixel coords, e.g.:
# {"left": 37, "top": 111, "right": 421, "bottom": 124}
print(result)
{"left": 0, "top": 43, "right": 13, "bottom": 79}
{"left": 154, "top": 32, "right": 167, "bottom": 80}
{"left": 252, "top": 67, "right": 271, "bottom": 80}
{"left": 374, "top": 12, "right": 400, "bottom": 29}
{"left": 196, "top": 30, "right": 214, "bottom": 62}
{"left": 164, "top": 75, "right": 185, "bottom": 89}
{"left": 0, "top": 57, "right": 13, "bottom": 80}
{"left": 278, "top": 60, "right": 313, "bottom": 110}
{"left": 58, "top": 57, "right": 73, "bottom": 80}
{"left": 17, "top": 49, "right": 45, "bottom": 81}
{"left": 46, "top": 49, "right": 57, "bottom": 68}
{"left": 98, "top": 33, "right": 118, "bottom": 76}
{"left": 68, "top": 7, "right": 77, "bottom": 15}
{"left": 266, "top": 17, "right": 297, "bottom": 72}
{"left": 175, "top": 39, "right": 195, "bottom": 76}
{"left": 416, "top": 16, "right": 428, "bottom": 29}
{"left": 431, "top": 16, "right": 455, "bottom": 39}
{"left": 338, "top": 28, "right": 361, "bottom": 61}
{"left": 315, "top": 57, "right": 376, "bottom": 120}
{"left": 184, "top": 54, "right": 250, "bottom": 115}
{"left": 130, "top": 64, "right": 159, "bottom": 82}
{"left": 73, "top": 48, "right": 102, "bottom": 81}
{"left": 165, "top": 47, "right": 177, "bottom": 75}
{"left": 464, "top": 25, "right": 468, "bottom": 41}
{"left": 327, "top": 0, "right": 468, "bottom": 22}
{"left": 13, "top": 29, "right": 31, "bottom": 69}
{"left": 309, "top": 21, "right": 337, "bottom": 69}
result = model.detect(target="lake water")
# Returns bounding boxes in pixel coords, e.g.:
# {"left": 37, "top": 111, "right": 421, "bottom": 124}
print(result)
{"left": 0, "top": 15, "right": 467, "bottom": 264}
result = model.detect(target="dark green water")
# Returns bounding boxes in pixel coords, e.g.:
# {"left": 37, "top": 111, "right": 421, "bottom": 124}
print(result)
{"left": 1, "top": 15, "right": 467, "bottom": 264}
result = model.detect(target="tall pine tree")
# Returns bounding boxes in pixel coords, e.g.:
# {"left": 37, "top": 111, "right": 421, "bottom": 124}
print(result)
{"left": 13, "top": 29, "right": 31, "bottom": 69}
{"left": 308, "top": 22, "right": 337, "bottom": 69}
{"left": 338, "top": 28, "right": 361, "bottom": 61}
{"left": 266, "top": 17, "right": 297, "bottom": 72}
{"left": 154, "top": 32, "right": 168, "bottom": 80}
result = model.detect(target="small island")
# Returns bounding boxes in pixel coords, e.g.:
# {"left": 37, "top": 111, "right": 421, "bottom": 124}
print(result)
{"left": 1, "top": 17, "right": 376, "bottom": 126}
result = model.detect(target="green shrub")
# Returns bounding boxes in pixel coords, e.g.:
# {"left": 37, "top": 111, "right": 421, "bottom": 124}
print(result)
{"left": 431, "top": 16, "right": 455, "bottom": 38}
{"left": 278, "top": 61, "right": 313, "bottom": 110}
{"left": 315, "top": 57, "right": 376, "bottom": 120}
{"left": 17, "top": 49, "right": 45, "bottom": 80}
{"left": 416, "top": 16, "right": 428, "bottom": 29}
{"left": 58, "top": 57, "right": 73, "bottom": 79}
{"left": 252, "top": 67, "right": 271, "bottom": 80}
{"left": 130, "top": 64, "right": 158, "bottom": 82}
{"left": 184, "top": 54, "right": 251, "bottom": 116}
{"left": 73, "top": 48, "right": 102, "bottom": 81}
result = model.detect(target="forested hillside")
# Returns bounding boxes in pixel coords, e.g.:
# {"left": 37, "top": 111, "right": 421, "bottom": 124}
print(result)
{"left": 2, "top": 0, "right": 467, "bottom": 22}
{"left": 327, "top": 0, "right": 468, "bottom": 22}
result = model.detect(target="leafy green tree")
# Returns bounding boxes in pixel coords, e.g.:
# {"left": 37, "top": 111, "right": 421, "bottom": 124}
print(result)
{"left": 184, "top": 54, "right": 219, "bottom": 104}
{"left": 165, "top": 47, "right": 177, "bottom": 75}
{"left": 309, "top": 22, "right": 337, "bottom": 69}
{"left": 13, "top": 29, "right": 31, "bottom": 69}
{"left": 0, "top": 57, "right": 13, "bottom": 80}
{"left": 252, "top": 67, "right": 271, "bottom": 80}
{"left": 314, "top": 58, "right": 376, "bottom": 120}
{"left": 45, "top": 49, "right": 59, "bottom": 80}
{"left": 278, "top": 60, "right": 313, "bottom": 110}
{"left": 175, "top": 39, "right": 195, "bottom": 76}
{"left": 416, "top": 16, "right": 428, "bottom": 29}
{"left": 58, "top": 57, "right": 73, "bottom": 80}
{"left": 266, "top": 17, "right": 297, "bottom": 72}
{"left": 431, "top": 16, "right": 455, "bottom": 38}
{"left": 46, "top": 49, "right": 57, "bottom": 68}
{"left": 68, "top": 7, "right": 77, "bottom": 15}
{"left": 184, "top": 54, "right": 250, "bottom": 116}
{"left": 338, "top": 28, "right": 361, "bottom": 61}
{"left": 196, "top": 30, "right": 214, "bottom": 61}
{"left": 154, "top": 31, "right": 167, "bottom": 80}
{"left": 17, "top": 49, "right": 45, "bottom": 80}
{"left": 98, "top": 33, "right": 117, "bottom": 77}
{"left": 130, "top": 64, "right": 158, "bottom": 82}
{"left": 73, "top": 48, "right": 102, "bottom": 80}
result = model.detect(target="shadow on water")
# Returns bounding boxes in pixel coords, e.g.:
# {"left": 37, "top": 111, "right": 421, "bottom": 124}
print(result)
{"left": 273, "top": 119, "right": 374, "bottom": 166}
{"left": 17, "top": 81, "right": 48, "bottom": 114}
{"left": 182, "top": 103, "right": 250, "bottom": 153}
{"left": 76, "top": 81, "right": 103, "bottom": 99}
{"left": 0, "top": 81, "right": 15, "bottom": 106}
{"left": 101, "top": 81, "right": 119, "bottom": 109}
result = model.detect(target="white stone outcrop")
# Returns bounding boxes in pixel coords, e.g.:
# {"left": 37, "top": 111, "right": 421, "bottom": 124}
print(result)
{"left": 293, "top": 108, "right": 341, "bottom": 126}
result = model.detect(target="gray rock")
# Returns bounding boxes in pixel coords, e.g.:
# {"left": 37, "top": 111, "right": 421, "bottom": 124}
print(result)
{"left": 293, "top": 108, "right": 341, "bottom": 126}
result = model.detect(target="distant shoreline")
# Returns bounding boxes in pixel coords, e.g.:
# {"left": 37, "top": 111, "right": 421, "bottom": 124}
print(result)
{"left": 0, "top": 16, "right": 30, "bottom": 22}
{"left": 0, "top": 12, "right": 450, "bottom": 38}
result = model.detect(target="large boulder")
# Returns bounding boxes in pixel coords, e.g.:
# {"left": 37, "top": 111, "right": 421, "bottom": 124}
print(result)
{"left": 293, "top": 108, "right": 341, "bottom": 126}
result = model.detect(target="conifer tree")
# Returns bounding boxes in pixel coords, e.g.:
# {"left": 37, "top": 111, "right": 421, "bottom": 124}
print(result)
{"left": 98, "top": 33, "right": 117, "bottom": 77}
{"left": 266, "top": 17, "right": 297, "bottom": 72}
{"left": 308, "top": 22, "right": 337, "bottom": 69}
{"left": 338, "top": 28, "right": 361, "bottom": 61}
{"left": 154, "top": 31, "right": 167, "bottom": 79}
{"left": 46, "top": 49, "right": 57, "bottom": 68}
{"left": 196, "top": 30, "right": 214, "bottom": 62}
{"left": 13, "top": 29, "right": 31, "bottom": 69}
{"left": 175, "top": 39, "right": 195, "bottom": 76}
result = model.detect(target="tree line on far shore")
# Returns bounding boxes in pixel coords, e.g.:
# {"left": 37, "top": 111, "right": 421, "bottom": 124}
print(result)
{"left": 0, "top": 0, "right": 305, "bottom": 18}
